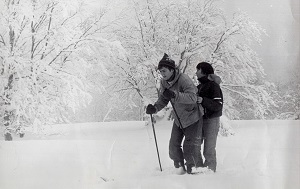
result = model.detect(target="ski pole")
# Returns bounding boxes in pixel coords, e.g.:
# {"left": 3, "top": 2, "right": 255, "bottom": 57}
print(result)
{"left": 170, "top": 101, "right": 185, "bottom": 135}
{"left": 150, "top": 114, "right": 163, "bottom": 171}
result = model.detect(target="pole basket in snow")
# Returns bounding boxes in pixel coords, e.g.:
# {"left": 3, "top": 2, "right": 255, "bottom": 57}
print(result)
{"left": 150, "top": 114, "right": 163, "bottom": 171}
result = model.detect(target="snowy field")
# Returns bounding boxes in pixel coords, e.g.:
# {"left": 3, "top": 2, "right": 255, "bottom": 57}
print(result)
{"left": 0, "top": 119, "right": 299, "bottom": 189}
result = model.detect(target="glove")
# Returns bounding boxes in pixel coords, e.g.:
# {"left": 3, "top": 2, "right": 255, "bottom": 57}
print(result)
{"left": 163, "top": 89, "right": 176, "bottom": 99}
{"left": 197, "top": 96, "right": 203, "bottom": 103}
{"left": 146, "top": 104, "right": 157, "bottom": 114}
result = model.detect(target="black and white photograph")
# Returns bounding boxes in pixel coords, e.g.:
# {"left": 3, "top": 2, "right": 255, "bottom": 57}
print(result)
{"left": 0, "top": 0, "right": 299, "bottom": 188}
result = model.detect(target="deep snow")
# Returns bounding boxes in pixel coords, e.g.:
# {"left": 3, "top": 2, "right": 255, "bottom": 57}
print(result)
{"left": 0, "top": 120, "right": 299, "bottom": 189}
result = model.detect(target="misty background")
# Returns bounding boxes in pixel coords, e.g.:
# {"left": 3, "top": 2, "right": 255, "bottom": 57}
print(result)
{"left": 225, "top": 0, "right": 299, "bottom": 83}
{"left": 0, "top": 0, "right": 299, "bottom": 138}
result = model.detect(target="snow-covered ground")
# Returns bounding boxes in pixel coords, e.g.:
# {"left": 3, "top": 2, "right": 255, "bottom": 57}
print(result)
{"left": 0, "top": 120, "right": 299, "bottom": 189}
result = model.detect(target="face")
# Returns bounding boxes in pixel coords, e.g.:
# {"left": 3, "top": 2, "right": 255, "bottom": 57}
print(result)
{"left": 196, "top": 68, "right": 205, "bottom": 79}
{"left": 159, "top": 67, "right": 174, "bottom": 81}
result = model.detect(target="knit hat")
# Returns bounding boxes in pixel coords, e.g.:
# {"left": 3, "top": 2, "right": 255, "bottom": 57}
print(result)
{"left": 158, "top": 53, "right": 175, "bottom": 70}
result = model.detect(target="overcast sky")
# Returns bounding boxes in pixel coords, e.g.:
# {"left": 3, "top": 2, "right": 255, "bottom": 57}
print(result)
{"left": 221, "top": 0, "right": 299, "bottom": 82}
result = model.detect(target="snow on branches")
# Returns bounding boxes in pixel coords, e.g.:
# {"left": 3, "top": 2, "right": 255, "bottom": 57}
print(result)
{"left": 114, "top": 0, "right": 275, "bottom": 120}
{"left": 0, "top": 0, "right": 122, "bottom": 137}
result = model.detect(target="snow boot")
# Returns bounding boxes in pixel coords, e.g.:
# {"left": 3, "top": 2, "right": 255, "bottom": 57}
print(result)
{"left": 174, "top": 161, "right": 186, "bottom": 175}
{"left": 186, "top": 165, "right": 193, "bottom": 174}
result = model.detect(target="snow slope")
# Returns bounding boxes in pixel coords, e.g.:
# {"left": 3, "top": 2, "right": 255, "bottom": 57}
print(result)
{"left": 0, "top": 120, "right": 299, "bottom": 189}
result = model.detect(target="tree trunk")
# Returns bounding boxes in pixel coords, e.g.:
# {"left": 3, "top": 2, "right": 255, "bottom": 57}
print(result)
{"left": 3, "top": 74, "right": 14, "bottom": 141}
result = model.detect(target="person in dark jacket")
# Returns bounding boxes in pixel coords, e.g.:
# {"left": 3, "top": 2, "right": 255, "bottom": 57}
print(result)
{"left": 146, "top": 53, "right": 203, "bottom": 174}
{"left": 196, "top": 62, "right": 223, "bottom": 172}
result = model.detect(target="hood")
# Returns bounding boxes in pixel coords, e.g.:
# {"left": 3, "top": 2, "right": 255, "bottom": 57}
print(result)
{"left": 208, "top": 74, "right": 222, "bottom": 84}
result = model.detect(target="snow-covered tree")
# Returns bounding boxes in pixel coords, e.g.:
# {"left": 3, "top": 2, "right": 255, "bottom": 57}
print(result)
{"left": 0, "top": 0, "right": 123, "bottom": 139}
{"left": 113, "top": 0, "right": 276, "bottom": 120}
{"left": 274, "top": 65, "right": 300, "bottom": 120}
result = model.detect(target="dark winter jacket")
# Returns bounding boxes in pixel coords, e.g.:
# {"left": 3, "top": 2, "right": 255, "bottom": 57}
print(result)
{"left": 155, "top": 69, "right": 201, "bottom": 128}
{"left": 197, "top": 74, "right": 223, "bottom": 119}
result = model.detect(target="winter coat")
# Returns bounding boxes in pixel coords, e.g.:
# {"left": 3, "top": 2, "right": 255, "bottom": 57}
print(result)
{"left": 197, "top": 74, "right": 223, "bottom": 119}
{"left": 155, "top": 69, "right": 201, "bottom": 128}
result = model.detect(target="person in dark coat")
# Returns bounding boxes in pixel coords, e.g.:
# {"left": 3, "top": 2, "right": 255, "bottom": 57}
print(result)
{"left": 146, "top": 53, "right": 203, "bottom": 174}
{"left": 196, "top": 62, "right": 223, "bottom": 172}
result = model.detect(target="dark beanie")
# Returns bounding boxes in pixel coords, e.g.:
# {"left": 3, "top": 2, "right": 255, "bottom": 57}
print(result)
{"left": 158, "top": 53, "right": 175, "bottom": 70}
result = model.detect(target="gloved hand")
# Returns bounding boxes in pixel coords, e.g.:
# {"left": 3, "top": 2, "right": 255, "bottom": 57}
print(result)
{"left": 163, "top": 89, "right": 176, "bottom": 99}
{"left": 146, "top": 104, "right": 157, "bottom": 114}
{"left": 197, "top": 96, "right": 203, "bottom": 103}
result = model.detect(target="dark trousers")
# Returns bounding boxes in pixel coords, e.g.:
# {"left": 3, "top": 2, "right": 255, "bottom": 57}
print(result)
{"left": 199, "top": 117, "right": 220, "bottom": 172}
{"left": 169, "top": 120, "right": 202, "bottom": 167}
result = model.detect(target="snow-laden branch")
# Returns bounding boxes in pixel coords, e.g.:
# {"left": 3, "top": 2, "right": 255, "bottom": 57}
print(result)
{"left": 133, "top": 5, "right": 149, "bottom": 58}
{"left": 0, "top": 34, "right": 5, "bottom": 45}
{"left": 113, "top": 0, "right": 273, "bottom": 119}
{"left": 47, "top": 38, "right": 94, "bottom": 65}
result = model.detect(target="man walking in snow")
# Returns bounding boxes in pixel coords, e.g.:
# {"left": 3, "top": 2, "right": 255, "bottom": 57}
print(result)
{"left": 146, "top": 53, "right": 202, "bottom": 174}
{"left": 195, "top": 62, "right": 223, "bottom": 172}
